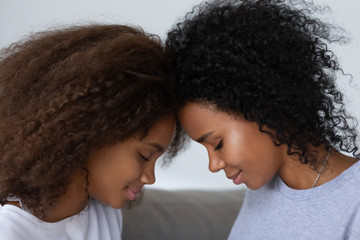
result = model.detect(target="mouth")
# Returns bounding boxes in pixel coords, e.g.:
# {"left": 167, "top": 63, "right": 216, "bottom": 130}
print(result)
{"left": 126, "top": 187, "right": 142, "bottom": 201}
{"left": 227, "top": 171, "right": 242, "bottom": 185}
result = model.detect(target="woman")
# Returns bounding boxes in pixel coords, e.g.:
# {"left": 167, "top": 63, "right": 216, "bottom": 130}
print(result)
{"left": 167, "top": 0, "right": 360, "bottom": 238}
{"left": 0, "top": 24, "right": 182, "bottom": 239}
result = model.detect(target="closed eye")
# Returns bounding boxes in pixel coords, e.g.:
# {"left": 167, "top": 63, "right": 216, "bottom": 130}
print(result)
{"left": 139, "top": 153, "right": 150, "bottom": 161}
{"left": 214, "top": 140, "right": 223, "bottom": 151}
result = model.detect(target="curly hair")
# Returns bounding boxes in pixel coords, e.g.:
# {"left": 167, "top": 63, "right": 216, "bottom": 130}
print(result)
{"left": 0, "top": 24, "right": 183, "bottom": 213}
{"left": 167, "top": 0, "right": 359, "bottom": 166}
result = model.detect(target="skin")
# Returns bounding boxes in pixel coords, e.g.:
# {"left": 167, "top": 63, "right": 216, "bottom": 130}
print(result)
{"left": 6, "top": 114, "right": 176, "bottom": 222}
{"left": 178, "top": 102, "right": 357, "bottom": 190}
{"left": 86, "top": 114, "right": 175, "bottom": 209}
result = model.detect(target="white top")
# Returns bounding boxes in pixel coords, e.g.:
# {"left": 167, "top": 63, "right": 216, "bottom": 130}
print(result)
{"left": 0, "top": 199, "right": 122, "bottom": 240}
{"left": 229, "top": 160, "right": 360, "bottom": 240}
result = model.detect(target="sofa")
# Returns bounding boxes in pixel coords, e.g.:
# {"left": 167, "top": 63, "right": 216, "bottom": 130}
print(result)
{"left": 122, "top": 188, "right": 245, "bottom": 240}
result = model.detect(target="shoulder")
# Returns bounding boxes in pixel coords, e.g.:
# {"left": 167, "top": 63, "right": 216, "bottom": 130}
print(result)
{"left": 344, "top": 203, "right": 360, "bottom": 239}
{"left": 333, "top": 160, "right": 360, "bottom": 194}
{"left": 0, "top": 204, "right": 36, "bottom": 239}
{"left": 243, "top": 176, "right": 279, "bottom": 200}
{"left": 87, "top": 199, "right": 123, "bottom": 236}
{"left": 88, "top": 199, "right": 122, "bottom": 220}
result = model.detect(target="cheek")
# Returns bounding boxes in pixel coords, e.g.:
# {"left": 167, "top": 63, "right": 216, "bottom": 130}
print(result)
{"left": 220, "top": 139, "right": 251, "bottom": 167}
{"left": 243, "top": 150, "right": 282, "bottom": 189}
{"left": 88, "top": 159, "right": 142, "bottom": 191}
{"left": 222, "top": 128, "right": 261, "bottom": 166}
{"left": 105, "top": 162, "right": 143, "bottom": 185}
{"left": 223, "top": 137, "right": 280, "bottom": 185}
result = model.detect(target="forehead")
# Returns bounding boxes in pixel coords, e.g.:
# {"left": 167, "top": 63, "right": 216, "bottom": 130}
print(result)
{"left": 142, "top": 115, "right": 176, "bottom": 147}
{"left": 178, "top": 103, "right": 231, "bottom": 136}
{"left": 179, "top": 102, "right": 215, "bottom": 120}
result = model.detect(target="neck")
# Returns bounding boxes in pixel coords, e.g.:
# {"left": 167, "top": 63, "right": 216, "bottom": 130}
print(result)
{"left": 41, "top": 169, "right": 89, "bottom": 222}
{"left": 41, "top": 194, "right": 88, "bottom": 222}
{"left": 278, "top": 146, "right": 357, "bottom": 190}
{"left": 5, "top": 168, "right": 89, "bottom": 222}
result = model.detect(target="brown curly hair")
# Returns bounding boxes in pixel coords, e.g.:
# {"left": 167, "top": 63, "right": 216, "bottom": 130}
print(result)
{"left": 0, "top": 24, "right": 182, "bottom": 213}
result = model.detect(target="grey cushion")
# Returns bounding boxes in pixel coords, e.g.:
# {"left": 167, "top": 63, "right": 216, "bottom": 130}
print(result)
{"left": 122, "top": 189, "right": 245, "bottom": 240}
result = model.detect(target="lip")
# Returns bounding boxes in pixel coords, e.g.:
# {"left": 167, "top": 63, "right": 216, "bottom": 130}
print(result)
{"left": 227, "top": 171, "right": 242, "bottom": 185}
{"left": 127, "top": 188, "right": 142, "bottom": 201}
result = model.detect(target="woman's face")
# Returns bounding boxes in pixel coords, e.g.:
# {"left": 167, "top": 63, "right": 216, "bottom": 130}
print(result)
{"left": 86, "top": 115, "right": 175, "bottom": 208}
{"left": 178, "top": 103, "right": 288, "bottom": 190}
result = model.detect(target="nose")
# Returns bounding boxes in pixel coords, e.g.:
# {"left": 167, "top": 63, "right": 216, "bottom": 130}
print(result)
{"left": 140, "top": 162, "right": 156, "bottom": 185}
{"left": 208, "top": 151, "right": 226, "bottom": 173}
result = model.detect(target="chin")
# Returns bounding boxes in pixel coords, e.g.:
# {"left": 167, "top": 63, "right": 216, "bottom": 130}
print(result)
{"left": 245, "top": 182, "right": 266, "bottom": 190}
{"left": 98, "top": 198, "right": 125, "bottom": 209}
{"left": 110, "top": 201, "right": 125, "bottom": 209}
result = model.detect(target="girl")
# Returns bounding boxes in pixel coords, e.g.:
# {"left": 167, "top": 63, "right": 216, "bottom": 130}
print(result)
{"left": 167, "top": 0, "right": 360, "bottom": 238}
{"left": 0, "top": 24, "right": 182, "bottom": 239}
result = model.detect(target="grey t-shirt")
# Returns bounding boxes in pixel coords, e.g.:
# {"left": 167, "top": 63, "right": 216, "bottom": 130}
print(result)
{"left": 229, "top": 160, "right": 360, "bottom": 240}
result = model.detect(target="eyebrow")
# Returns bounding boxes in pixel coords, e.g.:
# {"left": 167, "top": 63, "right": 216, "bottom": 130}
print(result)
{"left": 196, "top": 131, "right": 214, "bottom": 143}
{"left": 145, "top": 142, "right": 165, "bottom": 152}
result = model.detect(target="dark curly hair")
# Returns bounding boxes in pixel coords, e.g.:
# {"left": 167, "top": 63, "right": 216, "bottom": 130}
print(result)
{"left": 167, "top": 0, "right": 359, "bottom": 166}
{"left": 0, "top": 24, "right": 183, "bottom": 214}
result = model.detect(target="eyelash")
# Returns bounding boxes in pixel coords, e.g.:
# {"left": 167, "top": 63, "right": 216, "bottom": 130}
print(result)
{"left": 139, "top": 153, "right": 149, "bottom": 161}
{"left": 214, "top": 140, "right": 223, "bottom": 151}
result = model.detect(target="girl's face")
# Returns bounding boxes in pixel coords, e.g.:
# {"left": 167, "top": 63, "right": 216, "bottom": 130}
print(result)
{"left": 178, "top": 103, "right": 288, "bottom": 190}
{"left": 86, "top": 115, "right": 175, "bottom": 208}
